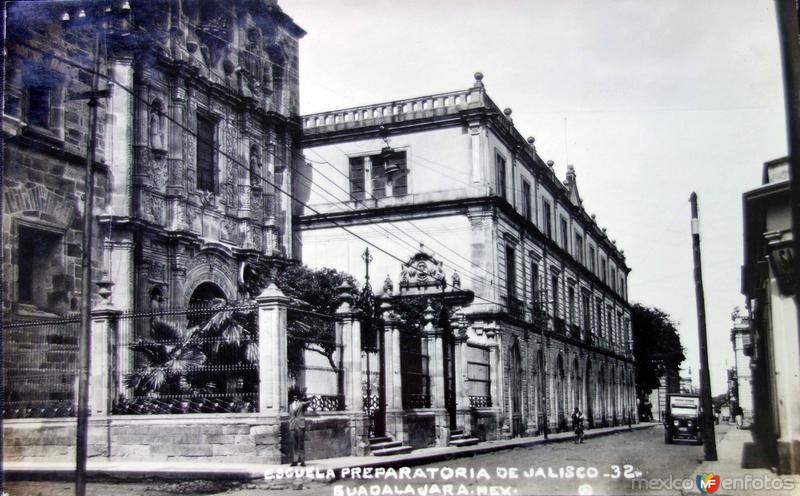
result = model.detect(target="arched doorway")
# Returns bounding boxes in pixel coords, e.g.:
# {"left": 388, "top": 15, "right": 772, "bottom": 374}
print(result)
{"left": 510, "top": 340, "right": 523, "bottom": 437}
{"left": 572, "top": 357, "right": 581, "bottom": 411}
{"left": 585, "top": 358, "right": 594, "bottom": 428}
{"left": 537, "top": 349, "right": 546, "bottom": 434}
{"left": 188, "top": 282, "right": 226, "bottom": 327}
{"left": 611, "top": 366, "right": 618, "bottom": 425}
{"left": 556, "top": 354, "right": 565, "bottom": 430}
{"left": 599, "top": 363, "right": 607, "bottom": 426}
{"left": 597, "top": 364, "right": 608, "bottom": 427}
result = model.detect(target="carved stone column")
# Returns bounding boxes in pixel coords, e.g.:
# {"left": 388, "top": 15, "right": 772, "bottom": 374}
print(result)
{"left": 104, "top": 56, "right": 134, "bottom": 217}
{"left": 423, "top": 305, "right": 449, "bottom": 446}
{"left": 381, "top": 299, "right": 405, "bottom": 443}
{"left": 451, "top": 313, "right": 471, "bottom": 435}
{"left": 167, "top": 85, "right": 187, "bottom": 198}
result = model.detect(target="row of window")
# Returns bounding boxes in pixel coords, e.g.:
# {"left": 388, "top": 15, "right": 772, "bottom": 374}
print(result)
{"left": 16, "top": 83, "right": 282, "bottom": 196}
{"left": 496, "top": 152, "right": 626, "bottom": 299}
{"left": 504, "top": 246, "right": 630, "bottom": 346}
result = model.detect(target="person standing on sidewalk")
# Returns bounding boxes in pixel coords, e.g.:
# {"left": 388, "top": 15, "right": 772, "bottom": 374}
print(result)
{"left": 289, "top": 393, "right": 310, "bottom": 466}
{"left": 572, "top": 407, "right": 585, "bottom": 444}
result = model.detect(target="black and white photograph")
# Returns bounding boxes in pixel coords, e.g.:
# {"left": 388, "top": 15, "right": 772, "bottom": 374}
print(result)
{"left": 2, "top": 1, "right": 800, "bottom": 495}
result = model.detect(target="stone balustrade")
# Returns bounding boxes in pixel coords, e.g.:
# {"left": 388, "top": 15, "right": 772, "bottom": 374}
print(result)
{"left": 303, "top": 88, "right": 482, "bottom": 130}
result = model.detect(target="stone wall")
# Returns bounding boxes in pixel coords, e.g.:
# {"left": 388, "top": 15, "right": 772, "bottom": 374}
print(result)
{"left": 404, "top": 412, "right": 436, "bottom": 449}
{"left": 4, "top": 415, "right": 283, "bottom": 464}
{"left": 280, "top": 414, "right": 352, "bottom": 462}
{"left": 470, "top": 409, "right": 498, "bottom": 442}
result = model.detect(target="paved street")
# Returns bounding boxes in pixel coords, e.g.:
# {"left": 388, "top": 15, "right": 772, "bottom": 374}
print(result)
{"left": 263, "top": 426, "right": 703, "bottom": 496}
{"left": 6, "top": 425, "right": 705, "bottom": 496}
{"left": 10, "top": 423, "right": 800, "bottom": 496}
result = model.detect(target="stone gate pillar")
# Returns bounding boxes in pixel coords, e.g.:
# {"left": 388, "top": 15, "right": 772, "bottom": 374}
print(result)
{"left": 256, "top": 283, "right": 289, "bottom": 414}
{"left": 451, "top": 313, "right": 471, "bottom": 435}
{"left": 90, "top": 299, "right": 121, "bottom": 416}
{"left": 381, "top": 299, "right": 405, "bottom": 443}
{"left": 423, "top": 305, "right": 449, "bottom": 446}
{"left": 335, "top": 282, "right": 368, "bottom": 455}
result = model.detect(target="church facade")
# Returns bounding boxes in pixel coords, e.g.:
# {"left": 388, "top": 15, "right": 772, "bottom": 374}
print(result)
{"left": 3, "top": 0, "right": 304, "bottom": 320}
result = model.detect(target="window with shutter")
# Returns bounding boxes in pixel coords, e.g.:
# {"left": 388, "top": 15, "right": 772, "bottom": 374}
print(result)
{"left": 349, "top": 156, "right": 365, "bottom": 201}
{"left": 496, "top": 154, "right": 507, "bottom": 200}
{"left": 371, "top": 159, "right": 386, "bottom": 199}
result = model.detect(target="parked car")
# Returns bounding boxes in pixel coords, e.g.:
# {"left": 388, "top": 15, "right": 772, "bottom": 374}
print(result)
{"left": 664, "top": 394, "right": 703, "bottom": 445}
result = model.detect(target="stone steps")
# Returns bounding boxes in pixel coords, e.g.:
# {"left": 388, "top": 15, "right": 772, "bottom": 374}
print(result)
{"left": 448, "top": 429, "right": 480, "bottom": 447}
{"left": 367, "top": 435, "right": 413, "bottom": 456}
{"left": 370, "top": 445, "right": 414, "bottom": 456}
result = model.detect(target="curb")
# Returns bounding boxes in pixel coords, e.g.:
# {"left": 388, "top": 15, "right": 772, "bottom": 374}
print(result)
{"left": 4, "top": 423, "right": 657, "bottom": 482}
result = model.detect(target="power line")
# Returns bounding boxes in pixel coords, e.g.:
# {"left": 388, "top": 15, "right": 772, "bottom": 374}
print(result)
{"left": 302, "top": 149, "right": 497, "bottom": 285}
{"left": 16, "top": 39, "right": 516, "bottom": 311}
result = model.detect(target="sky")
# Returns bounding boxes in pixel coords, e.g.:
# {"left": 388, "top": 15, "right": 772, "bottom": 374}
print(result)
{"left": 281, "top": 0, "right": 789, "bottom": 395}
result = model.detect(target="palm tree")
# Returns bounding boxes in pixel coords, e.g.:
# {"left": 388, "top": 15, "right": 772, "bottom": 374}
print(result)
{"left": 124, "top": 318, "right": 206, "bottom": 397}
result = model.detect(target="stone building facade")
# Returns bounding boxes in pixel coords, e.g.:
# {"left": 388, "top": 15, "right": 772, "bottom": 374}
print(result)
{"left": 741, "top": 157, "right": 800, "bottom": 474}
{"left": 3, "top": 0, "right": 304, "bottom": 319}
{"left": 295, "top": 73, "right": 637, "bottom": 443}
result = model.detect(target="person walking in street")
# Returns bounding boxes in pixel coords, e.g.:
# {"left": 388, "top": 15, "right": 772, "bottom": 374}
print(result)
{"left": 289, "top": 393, "right": 310, "bottom": 466}
{"left": 572, "top": 407, "right": 585, "bottom": 444}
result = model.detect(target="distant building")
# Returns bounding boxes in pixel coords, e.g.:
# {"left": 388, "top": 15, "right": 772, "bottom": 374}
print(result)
{"left": 648, "top": 368, "right": 680, "bottom": 422}
{"left": 295, "top": 73, "right": 637, "bottom": 444}
{"left": 730, "top": 312, "right": 754, "bottom": 426}
{"left": 679, "top": 367, "right": 697, "bottom": 395}
{"left": 741, "top": 157, "right": 799, "bottom": 474}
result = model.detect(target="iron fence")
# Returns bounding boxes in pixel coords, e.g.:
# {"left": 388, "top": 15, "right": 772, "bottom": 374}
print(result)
{"left": 469, "top": 395, "right": 492, "bottom": 408}
{"left": 3, "top": 317, "right": 80, "bottom": 418}
{"left": 112, "top": 302, "right": 259, "bottom": 415}
{"left": 287, "top": 307, "right": 344, "bottom": 412}
{"left": 361, "top": 348, "right": 383, "bottom": 436}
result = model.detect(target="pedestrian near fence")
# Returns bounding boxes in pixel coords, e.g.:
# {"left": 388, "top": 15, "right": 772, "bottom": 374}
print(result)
{"left": 289, "top": 394, "right": 309, "bottom": 466}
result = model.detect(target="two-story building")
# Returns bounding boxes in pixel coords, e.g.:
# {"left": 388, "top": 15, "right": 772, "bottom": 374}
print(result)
{"left": 294, "top": 73, "right": 637, "bottom": 442}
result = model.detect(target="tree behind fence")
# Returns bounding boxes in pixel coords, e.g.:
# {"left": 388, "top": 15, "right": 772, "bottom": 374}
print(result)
{"left": 112, "top": 302, "right": 259, "bottom": 415}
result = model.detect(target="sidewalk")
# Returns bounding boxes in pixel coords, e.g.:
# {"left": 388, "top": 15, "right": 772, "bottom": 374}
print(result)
{"left": 3, "top": 422, "right": 656, "bottom": 481}
{"left": 691, "top": 424, "right": 800, "bottom": 495}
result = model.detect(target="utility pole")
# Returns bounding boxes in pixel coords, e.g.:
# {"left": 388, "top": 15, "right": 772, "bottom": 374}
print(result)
{"left": 689, "top": 192, "right": 718, "bottom": 461}
{"left": 75, "top": 26, "right": 102, "bottom": 496}
{"left": 71, "top": 4, "right": 119, "bottom": 493}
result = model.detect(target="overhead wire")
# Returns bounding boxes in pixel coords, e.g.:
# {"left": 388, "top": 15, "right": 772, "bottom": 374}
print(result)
{"left": 15, "top": 38, "right": 517, "bottom": 311}
{"left": 301, "top": 149, "right": 497, "bottom": 286}
{"left": 125, "top": 11, "right": 499, "bottom": 287}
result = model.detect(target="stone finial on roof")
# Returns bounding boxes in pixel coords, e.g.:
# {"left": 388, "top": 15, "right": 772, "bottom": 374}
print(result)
{"left": 473, "top": 71, "right": 484, "bottom": 88}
